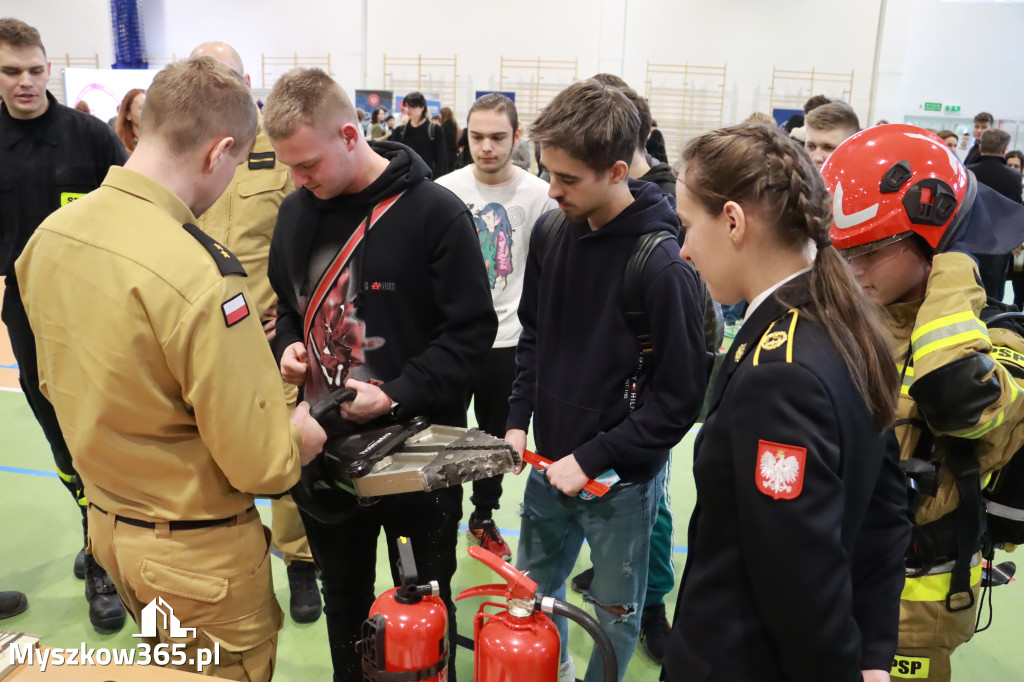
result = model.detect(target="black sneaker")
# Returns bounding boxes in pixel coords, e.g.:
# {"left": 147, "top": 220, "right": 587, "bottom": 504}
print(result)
{"left": 84, "top": 554, "right": 126, "bottom": 633}
{"left": 570, "top": 567, "right": 594, "bottom": 594}
{"left": 73, "top": 549, "right": 86, "bottom": 579}
{"left": 287, "top": 561, "right": 322, "bottom": 623}
{"left": 0, "top": 591, "right": 28, "bottom": 620}
{"left": 639, "top": 602, "right": 671, "bottom": 664}
{"left": 466, "top": 517, "right": 512, "bottom": 562}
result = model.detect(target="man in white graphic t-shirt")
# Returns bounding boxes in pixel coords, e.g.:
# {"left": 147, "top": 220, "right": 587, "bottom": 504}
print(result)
{"left": 437, "top": 94, "right": 556, "bottom": 560}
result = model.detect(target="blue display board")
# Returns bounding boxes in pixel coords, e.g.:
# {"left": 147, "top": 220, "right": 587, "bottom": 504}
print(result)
{"left": 474, "top": 91, "right": 516, "bottom": 103}
{"left": 355, "top": 89, "right": 394, "bottom": 114}
{"left": 772, "top": 108, "right": 802, "bottom": 128}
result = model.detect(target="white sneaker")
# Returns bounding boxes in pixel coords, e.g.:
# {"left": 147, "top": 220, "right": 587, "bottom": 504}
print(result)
{"left": 558, "top": 657, "right": 576, "bottom": 682}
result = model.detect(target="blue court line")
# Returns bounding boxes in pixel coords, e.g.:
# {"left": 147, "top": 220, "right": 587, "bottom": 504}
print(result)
{"left": 0, "top": 465, "right": 689, "bottom": 553}
{"left": 0, "top": 464, "right": 58, "bottom": 478}
{"left": 0, "top": 363, "right": 17, "bottom": 369}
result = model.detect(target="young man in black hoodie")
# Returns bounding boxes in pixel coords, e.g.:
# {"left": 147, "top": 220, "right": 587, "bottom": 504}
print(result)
{"left": 263, "top": 69, "right": 496, "bottom": 682}
{"left": 569, "top": 74, "right": 690, "bottom": 665}
{"left": 505, "top": 79, "right": 706, "bottom": 682}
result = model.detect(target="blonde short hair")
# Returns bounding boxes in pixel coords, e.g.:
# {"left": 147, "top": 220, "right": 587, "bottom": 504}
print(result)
{"left": 805, "top": 102, "right": 860, "bottom": 134}
{"left": 143, "top": 56, "right": 257, "bottom": 156}
{"left": 263, "top": 68, "right": 356, "bottom": 140}
{"left": 744, "top": 112, "right": 775, "bottom": 126}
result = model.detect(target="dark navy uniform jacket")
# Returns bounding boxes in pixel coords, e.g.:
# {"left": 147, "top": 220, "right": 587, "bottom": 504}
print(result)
{"left": 663, "top": 273, "right": 910, "bottom": 682}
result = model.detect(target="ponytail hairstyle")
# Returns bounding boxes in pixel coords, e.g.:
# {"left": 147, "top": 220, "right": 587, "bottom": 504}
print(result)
{"left": 679, "top": 123, "right": 898, "bottom": 429}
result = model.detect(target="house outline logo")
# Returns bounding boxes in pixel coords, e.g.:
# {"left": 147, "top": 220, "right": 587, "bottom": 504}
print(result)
{"left": 132, "top": 597, "right": 197, "bottom": 639}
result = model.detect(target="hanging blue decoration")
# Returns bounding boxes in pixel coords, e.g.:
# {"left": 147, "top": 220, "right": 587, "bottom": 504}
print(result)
{"left": 110, "top": 0, "right": 148, "bottom": 69}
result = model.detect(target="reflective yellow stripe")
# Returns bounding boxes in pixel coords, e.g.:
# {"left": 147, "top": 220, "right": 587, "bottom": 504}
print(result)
{"left": 900, "top": 364, "right": 915, "bottom": 396}
{"left": 785, "top": 309, "right": 799, "bottom": 364}
{"left": 901, "top": 563, "right": 982, "bottom": 601}
{"left": 912, "top": 310, "right": 978, "bottom": 342}
{"left": 57, "top": 469, "right": 75, "bottom": 484}
{"left": 911, "top": 311, "right": 990, "bottom": 363}
{"left": 913, "top": 329, "right": 990, "bottom": 363}
{"left": 891, "top": 655, "right": 930, "bottom": 679}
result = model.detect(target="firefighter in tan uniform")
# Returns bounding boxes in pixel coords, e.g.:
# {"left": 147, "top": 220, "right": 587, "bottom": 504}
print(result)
{"left": 824, "top": 124, "right": 1024, "bottom": 682}
{"left": 190, "top": 41, "right": 320, "bottom": 624}
{"left": 14, "top": 57, "right": 327, "bottom": 682}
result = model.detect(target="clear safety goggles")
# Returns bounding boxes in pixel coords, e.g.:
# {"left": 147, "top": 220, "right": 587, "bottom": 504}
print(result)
{"left": 840, "top": 231, "right": 916, "bottom": 268}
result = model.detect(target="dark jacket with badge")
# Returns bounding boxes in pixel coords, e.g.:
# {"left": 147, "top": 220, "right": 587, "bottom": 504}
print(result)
{"left": 506, "top": 179, "right": 706, "bottom": 483}
{"left": 0, "top": 92, "right": 127, "bottom": 280}
{"left": 663, "top": 274, "right": 910, "bottom": 682}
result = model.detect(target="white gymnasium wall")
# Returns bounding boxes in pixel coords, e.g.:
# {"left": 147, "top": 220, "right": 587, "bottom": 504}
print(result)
{"left": 621, "top": 0, "right": 883, "bottom": 129}
{"left": 10, "top": 0, "right": 1024, "bottom": 134}
{"left": 874, "top": 0, "right": 1024, "bottom": 127}
{"left": 4, "top": 0, "right": 115, "bottom": 65}
{"left": 364, "top": 0, "right": 883, "bottom": 130}
{"left": 2, "top": 0, "right": 365, "bottom": 93}
{"left": 365, "top": 0, "right": 605, "bottom": 116}
{"left": 140, "top": 0, "right": 365, "bottom": 91}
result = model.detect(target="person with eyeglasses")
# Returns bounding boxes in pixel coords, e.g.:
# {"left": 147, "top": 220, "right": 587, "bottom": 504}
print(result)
{"left": 823, "top": 124, "right": 1024, "bottom": 682}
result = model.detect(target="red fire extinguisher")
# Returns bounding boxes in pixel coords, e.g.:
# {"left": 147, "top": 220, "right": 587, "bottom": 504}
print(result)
{"left": 457, "top": 545, "right": 618, "bottom": 682}
{"left": 358, "top": 536, "right": 449, "bottom": 681}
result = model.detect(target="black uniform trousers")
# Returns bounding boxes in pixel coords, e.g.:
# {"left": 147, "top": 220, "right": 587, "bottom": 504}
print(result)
{"left": 467, "top": 345, "right": 517, "bottom": 516}
{"left": 2, "top": 278, "right": 86, "bottom": 529}
{"left": 300, "top": 485, "right": 463, "bottom": 682}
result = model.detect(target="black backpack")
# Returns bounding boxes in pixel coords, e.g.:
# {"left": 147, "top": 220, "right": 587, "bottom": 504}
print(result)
{"left": 528, "top": 208, "right": 723, "bottom": 365}
{"left": 980, "top": 300, "right": 1024, "bottom": 547}
{"left": 397, "top": 120, "right": 439, "bottom": 142}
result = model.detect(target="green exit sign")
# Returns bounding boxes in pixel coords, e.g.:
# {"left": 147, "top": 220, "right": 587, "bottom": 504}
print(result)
{"left": 945, "top": 105, "right": 961, "bottom": 113}
{"left": 924, "top": 102, "right": 942, "bottom": 112}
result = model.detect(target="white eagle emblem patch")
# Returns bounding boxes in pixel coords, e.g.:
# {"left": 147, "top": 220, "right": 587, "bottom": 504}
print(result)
{"left": 755, "top": 440, "right": 807, "bottom": 500}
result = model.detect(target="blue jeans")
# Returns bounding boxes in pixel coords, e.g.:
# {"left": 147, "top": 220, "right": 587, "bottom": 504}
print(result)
{"left": 645, "top": 462, "right": 674, "bottom": 609}
{"left": 517, "top": 465, "right": 659, "bottom": 682}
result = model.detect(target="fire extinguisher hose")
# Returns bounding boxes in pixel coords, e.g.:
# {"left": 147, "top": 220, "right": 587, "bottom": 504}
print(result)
{"left": 541, "top": 597, "right": 618, "bottom": 682}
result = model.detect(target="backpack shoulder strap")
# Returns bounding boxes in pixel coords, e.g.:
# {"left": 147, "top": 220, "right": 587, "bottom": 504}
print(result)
{"left": 624, "top": 230, "right": 676, "bottom": 356}
{"left": 528, "top": 208, "right": 568, "bottom": 271}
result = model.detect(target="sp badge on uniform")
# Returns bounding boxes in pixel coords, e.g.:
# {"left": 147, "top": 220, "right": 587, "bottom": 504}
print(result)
{"left": 221, "top": 293, "right": 250, "bottom": 327}
{"left": 756, "top": 439, "right": 806, "bottom": 500}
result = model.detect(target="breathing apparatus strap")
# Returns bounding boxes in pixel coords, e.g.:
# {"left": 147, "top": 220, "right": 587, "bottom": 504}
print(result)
{"left": 941, "top": 436, "right": 982, "bottom": 612}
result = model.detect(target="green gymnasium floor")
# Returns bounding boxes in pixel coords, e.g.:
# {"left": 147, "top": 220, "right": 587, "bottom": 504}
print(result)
{"left": 2, "top": 388, "right": 1024, "bottom": 681}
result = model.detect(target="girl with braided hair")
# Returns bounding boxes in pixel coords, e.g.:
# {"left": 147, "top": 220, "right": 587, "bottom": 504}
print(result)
{"left": 662, "top": 124, "right": 910, "bottom": 682}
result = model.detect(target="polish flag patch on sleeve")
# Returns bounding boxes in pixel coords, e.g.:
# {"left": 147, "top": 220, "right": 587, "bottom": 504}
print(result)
{"left": 756, "top": 440, "right": 807, "bottom": 500}
{"left": 221, "top": 293, "right": 250, "bottom": 327}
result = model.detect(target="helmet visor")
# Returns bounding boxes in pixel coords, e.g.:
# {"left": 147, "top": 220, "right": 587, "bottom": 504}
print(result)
{"left": 839, "top": 231, "right": 915, "bottom": 262}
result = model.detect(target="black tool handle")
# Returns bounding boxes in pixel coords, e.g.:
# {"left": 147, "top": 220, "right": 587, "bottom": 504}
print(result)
{"left": 309, "top": 388, "right": 357, "bottom": 422}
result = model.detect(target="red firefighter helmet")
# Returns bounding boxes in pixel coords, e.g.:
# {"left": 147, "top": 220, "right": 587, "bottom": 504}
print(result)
{"left": 822, "top": 124, "right": 975, "bottom": 256}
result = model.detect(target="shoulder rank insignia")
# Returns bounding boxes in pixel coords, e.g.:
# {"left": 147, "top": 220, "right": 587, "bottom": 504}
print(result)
{"left": 760, "top": 331, "right": 788, "bottom": 350}
{"left": 752, "top": 308, "right": 800, "bottom": 366}
{"left": 248, "top": 151, "right": 276, "bottom": 170}
{"left": 182, "top": 223, "right": 247, "bottom": 277}
{"left": 756, "top": 440, "right": 806, "bottom": 500}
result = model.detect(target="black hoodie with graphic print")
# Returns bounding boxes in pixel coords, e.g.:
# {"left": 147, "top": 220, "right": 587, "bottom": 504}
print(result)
{"left": 268, "top": 141, "right": 497, "bottom": 429}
